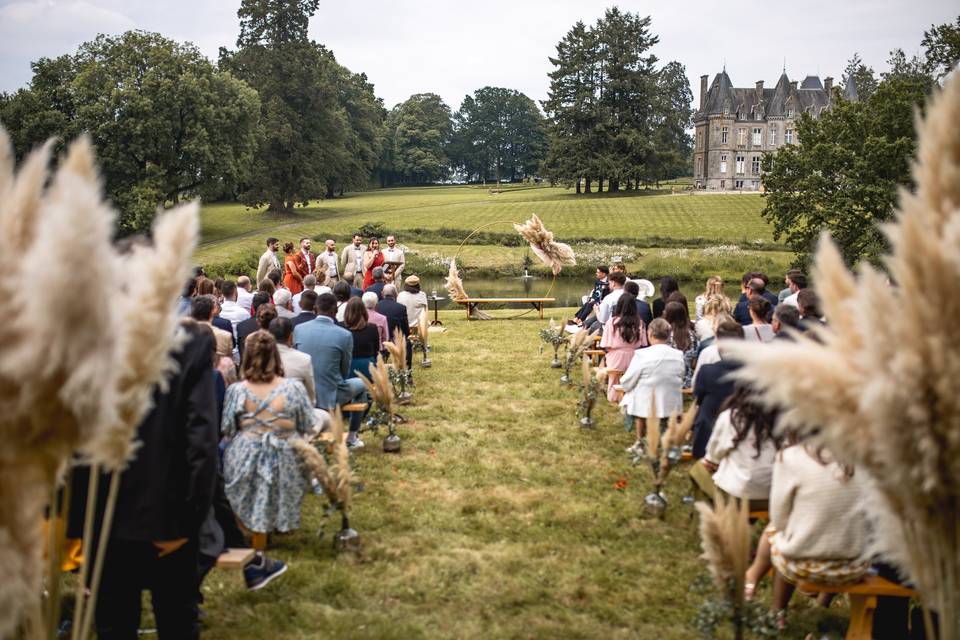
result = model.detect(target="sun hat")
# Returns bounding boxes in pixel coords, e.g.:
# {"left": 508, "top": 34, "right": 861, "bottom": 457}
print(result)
{"left": 404, "top": 275, "right": 420, "bottom": 286}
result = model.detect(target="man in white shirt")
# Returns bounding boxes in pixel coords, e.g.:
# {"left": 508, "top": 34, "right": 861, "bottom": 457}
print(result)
{"left": 782, "top": 271, "right": 806, "bottom": 308}
{"left": 340, "top": 234, "right": 364, "bottom": 285}
{"left": 273, "top": 288, "right": 296, "bottom": 319}
{"left": 381, "top": 235, "right": 405, "bottom": 282}
{"left": 593, "top": 271, "right": 627, "bottom": 328}
{"left": 256, "top": 237, "right": 281, "bottom": 285}
{"left": 235, "top": 275, "right": 254, "bottom": 311}
{"left": 319, "top": 239, "right": 340, "bottom": 283}
{"left": 218, "top": 281, "right": 251, "bottom": 337}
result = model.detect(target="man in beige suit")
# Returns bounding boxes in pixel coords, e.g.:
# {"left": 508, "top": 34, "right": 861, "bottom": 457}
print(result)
{"left": 257, "top": 237, "right": 281, "bottom": 285}
{"left": 268, "top": 316, "right": 316, "bottom": 407}
{"left": 340, "top": 233, "right": 364, "bottom": 285}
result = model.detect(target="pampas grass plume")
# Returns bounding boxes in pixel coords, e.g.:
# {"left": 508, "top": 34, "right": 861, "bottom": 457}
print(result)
{"left": 696, "top": 495, "right": 750, "bottom": 608}
{"left": 513, "top": 214, "right": 577, "bottom": 275}
{"left": 445, "top": 259, "right": 468, "bottom": 301}
{"left": 726, "top": 76, "right": 960, "bottom": 639}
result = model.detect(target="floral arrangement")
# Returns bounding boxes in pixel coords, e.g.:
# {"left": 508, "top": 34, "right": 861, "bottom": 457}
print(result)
{"left": 538, "top": 319, "right": 567, "bottom": 367}
{"left": 514, "top": 214, "right": 577, "bottom": 275}
{"left": 560, "top": 329, "right": 590, "bottom": 385}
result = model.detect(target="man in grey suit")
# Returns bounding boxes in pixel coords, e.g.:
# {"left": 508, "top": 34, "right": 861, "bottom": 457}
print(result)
{"left": 293, "top": 292, "right": 367, "bottom": 448}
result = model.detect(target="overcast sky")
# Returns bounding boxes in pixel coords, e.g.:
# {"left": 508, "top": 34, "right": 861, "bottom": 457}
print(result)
{"left": 0, "top": 0, "right": 956, "bottom": 111}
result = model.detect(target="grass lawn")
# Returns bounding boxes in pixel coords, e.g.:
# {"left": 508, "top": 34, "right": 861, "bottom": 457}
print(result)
{"left": 197, "top": 310, "right": 851, "bottom": 640}
{"left": 196, "top": 185, "right": 784, "bottom": 282}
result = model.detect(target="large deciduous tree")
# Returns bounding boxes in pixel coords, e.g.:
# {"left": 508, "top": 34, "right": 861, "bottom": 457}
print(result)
{"left": 449, "top": 87, "right": 547, "bottom": 183}
{"left": 379, "top": 93, "right": 452, "bottom": 186}
{"left": 0, "top": 31, "right": 260, "bottom": 235}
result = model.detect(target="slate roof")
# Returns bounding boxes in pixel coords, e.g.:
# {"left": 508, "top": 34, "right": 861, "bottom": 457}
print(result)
{"left": 697, "top": 70, "right": 832, "bottom": 119}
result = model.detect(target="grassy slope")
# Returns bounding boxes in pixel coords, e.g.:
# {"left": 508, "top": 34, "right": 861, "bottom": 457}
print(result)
{"left": 200, "top": 311, "right": 844, "bottom": 640}
{"left": 195, "top": 186, "right": 773, "bottom": 270}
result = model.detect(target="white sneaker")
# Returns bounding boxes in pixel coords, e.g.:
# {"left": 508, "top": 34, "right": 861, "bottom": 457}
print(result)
{"left": 347, "top": 437, "right": 365, "bottom": 450}
{"left": 625, "top": 441, "right": 643, "bottom": 454}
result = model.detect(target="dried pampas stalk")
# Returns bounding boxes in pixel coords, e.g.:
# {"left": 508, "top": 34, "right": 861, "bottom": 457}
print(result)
{"left": 445, "top": 259, "right": 468, "bottom": 301}
{"left": 418, "top": 311, "right": 429, "bottom": 351}
{"left": 594, "top": 366, "right": 608, "bottom": 385}
{"left": 513, "top": 214, "right": 577, "bottom": 275}
{"left": 384, "top": 327, "right": 408, "bottom": 370}
{"left": 581, "top": 353, "right": 592, "bottom": 388}
{"left": 647, "top": 390, "right": 660, "bottom": 455}
{"left": 696, "top": 496, "right": 750, "bottom": 626}
{"left": 358, "top": 355, "right": 396, "bottom": 418}
{"left": 329, "top": 411, "right": 353, "bottom": 516}
{"left": 289, "top": 438, "right": 336, "bottom": 499}
{"left": 725, "top": 75, "right": 960, "bottom": 640}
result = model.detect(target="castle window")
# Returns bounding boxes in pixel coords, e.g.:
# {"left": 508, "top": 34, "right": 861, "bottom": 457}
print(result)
{"left": 785, "top": 128, "right": 794, "bottom": 144}
{"left": 752, "top": 128, "right": 762, "bottom": 146}
{"left": 737, "top": 128, "right": 746, "bottom": 146}
{"left": 752, "top": 156, "right": 761, "bottom": 174}
{"left": 769, "top": 125, "right": 777, "bottom": 146}
{"left": 735, "top": 180, "right": 744, "bottom": 189}
{"left": 720, "top": 154, "right": 728, "bottom": 174}
{"left": 736, "top": 155, "right": 745, "bottom": 175}
{"left": 721, "top": 127, "right": 729, "bottom": 144}
{"left": 787, "top": 107, "right": 795, "bottom": 118}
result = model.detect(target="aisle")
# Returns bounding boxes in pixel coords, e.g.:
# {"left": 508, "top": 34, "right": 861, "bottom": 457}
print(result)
{"left": 203, "top": 309, "right": 703, "bottom": 640}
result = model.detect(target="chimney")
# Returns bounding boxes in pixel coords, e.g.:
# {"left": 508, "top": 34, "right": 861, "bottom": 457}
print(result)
{"left": 755, "top": 80, "right": 764, "bottom": 97}
{"left": 824, "top": 76, "right": 833, "bottom": 93}
{"left": 700, "top": 75, "right": 708, "bottom": 110}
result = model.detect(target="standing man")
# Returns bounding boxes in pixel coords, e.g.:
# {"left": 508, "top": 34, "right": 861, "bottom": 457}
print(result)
{"left": 257, "top": 237, "right": 281, "bottom": 285}
{"left": 94, "top": 322, "right": 219, "bottom": 640}
{"left": 296, "top": 237, "right": 317, "bottom": 279}
{"left": 382, "top": 235, "right": 405, "bottom": 282}
{"left": 340, "top": 233, "right": 364, "bottom": 286}
{"left": 319, "top": 239, "right": 340, "bottom": 284}
{"left": 294, "top": 293, "right": 368, "bottom": 448}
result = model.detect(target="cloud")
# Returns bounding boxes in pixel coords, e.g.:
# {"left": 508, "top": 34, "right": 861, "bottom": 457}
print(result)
{"left": 0, "top": 0, "right": 135, "bottom": 88}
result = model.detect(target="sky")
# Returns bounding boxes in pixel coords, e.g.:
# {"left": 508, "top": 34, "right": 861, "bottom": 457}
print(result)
{"left": 0, "top": 0, "right": 956, "bottom": 111}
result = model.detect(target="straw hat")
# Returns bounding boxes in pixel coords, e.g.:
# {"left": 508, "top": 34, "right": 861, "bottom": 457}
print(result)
{"left": 404, "top": 275, "right": 420, "bottom": 286}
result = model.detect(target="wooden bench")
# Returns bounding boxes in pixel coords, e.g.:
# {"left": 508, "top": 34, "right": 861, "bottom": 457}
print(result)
{"left": 341, "top": 402, "right": 369, "bottom": 413}
{"left": 455, "top": 297, "right": 556, "bottom": 320}
{"left": 216, "top": 547, "right": 256, "bottom": 570}
{"left": 584, "top": 348, "right": 606, "bottom": 365}
{"left": 796, "top": 575, "right": 916, "bottom": 640}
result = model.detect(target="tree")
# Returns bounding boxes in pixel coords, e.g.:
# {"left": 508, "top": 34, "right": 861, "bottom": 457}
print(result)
{"left": 381, "top": 93, "right": 451, "bottom": 185}
{"left": 841, "top": 52, "right": 878, "bottom": 101}
{"left": 542, "top": 8, "right": 689, "bottom": 193}
{"left": 221, "top": 0, "right": 347, "bottom": 212}
{"left": 0, "top": 31, "right": 260, "bottom": 235}
{"left": 921, "top": 16, "right": 960, "bottom": 81}
{"left": 760, "top": 68, "right": 933, "bottom": 267}
{"left": 450, "top": 87, "right": 547, "bottom": 182}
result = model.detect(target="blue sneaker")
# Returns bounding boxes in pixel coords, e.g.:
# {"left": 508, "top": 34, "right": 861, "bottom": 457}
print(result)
{"left": 243, "top": 555, "right": 288, "bottom": 591}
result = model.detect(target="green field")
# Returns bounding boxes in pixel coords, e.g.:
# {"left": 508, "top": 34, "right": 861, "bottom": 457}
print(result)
{"left": 197, "top": 310, "right": 848, "bottom": 639}
{"left": 196, "top": 185, "right": 790, "bottom": 284}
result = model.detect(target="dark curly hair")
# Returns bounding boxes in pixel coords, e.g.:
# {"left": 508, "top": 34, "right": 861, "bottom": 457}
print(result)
{"left": 723, "top": 385, "right": 781, "bottom": 458}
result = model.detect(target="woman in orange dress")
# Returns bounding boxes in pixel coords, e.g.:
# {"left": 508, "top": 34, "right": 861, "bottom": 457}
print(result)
{"left": 361, "top": 237, "right": 385, "bottom": 290}
{"left": 282, "top": 242, "right": 303, "bottom": 294}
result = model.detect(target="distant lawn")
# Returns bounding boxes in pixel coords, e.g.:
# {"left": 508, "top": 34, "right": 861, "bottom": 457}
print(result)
{"left": 196, "top": 186, "right": 776, "bottom": 278}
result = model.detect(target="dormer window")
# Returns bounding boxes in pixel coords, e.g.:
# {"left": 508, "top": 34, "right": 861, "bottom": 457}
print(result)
{"left": 787, "top": 107, "right": 795, "bottom": 118}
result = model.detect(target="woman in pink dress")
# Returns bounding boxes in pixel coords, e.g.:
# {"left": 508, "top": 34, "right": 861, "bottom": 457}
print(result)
{"left": 600, "top": 293, "right": 648, "bottom": 401}
{"left": 361, "top": 237, "right": 385, "bottom": 290}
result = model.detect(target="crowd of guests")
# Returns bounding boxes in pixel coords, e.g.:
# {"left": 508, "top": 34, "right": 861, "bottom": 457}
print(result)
{"left": 83, "top": 233, "right": 428, "bottom": 638}
{"left": 579, "top": 265, "right": 921, "bottom": 636}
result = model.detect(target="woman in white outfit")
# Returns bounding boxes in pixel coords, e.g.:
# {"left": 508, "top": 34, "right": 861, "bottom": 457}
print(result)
{"left": 619, "top": 318, "right": 685, "bottom": 454}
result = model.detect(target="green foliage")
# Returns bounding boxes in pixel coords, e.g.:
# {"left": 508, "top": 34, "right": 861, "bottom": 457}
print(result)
{"left": 0, "top": 30, "right": 261, "bottom": 235}
{"left": 841, "top": 53, "right": 878, "bottom": 101}
{"left": 761, "top": 67, "right": 934, "bottom": 267}
{"left": 921, "top": 16, "right": 960, "bottom": 81}
{"left": 380, "top": 93, "right": 452, "bottom": 185}
{"left": 449, "top": 87, "right": 548, "bottom": 182}
{"left": 543, "top": 9, "right": 692, "bottom": 192}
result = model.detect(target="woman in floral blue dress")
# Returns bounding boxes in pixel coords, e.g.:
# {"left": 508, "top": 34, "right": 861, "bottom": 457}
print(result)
{"left": 222, "top": 330, "right": 316, "bottom": 536}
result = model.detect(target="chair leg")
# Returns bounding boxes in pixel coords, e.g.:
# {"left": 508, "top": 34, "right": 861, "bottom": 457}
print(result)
{"left": 251, "top": 532, "right": 267, "bottom": 552}
{"left": 846, "top": 594, "right": 877, "bottom": 640}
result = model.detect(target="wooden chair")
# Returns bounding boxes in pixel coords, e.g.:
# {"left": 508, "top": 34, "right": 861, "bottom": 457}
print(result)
{"left": 216, "top": 547, "right": 256, "bottom": 583}
{"left": 796, "top": 575, "right": 916, "bottom": 640}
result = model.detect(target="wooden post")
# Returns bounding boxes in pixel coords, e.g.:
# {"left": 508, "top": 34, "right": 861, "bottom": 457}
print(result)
{"left": 251, "top": 532, "right": 267, "bottom": 551}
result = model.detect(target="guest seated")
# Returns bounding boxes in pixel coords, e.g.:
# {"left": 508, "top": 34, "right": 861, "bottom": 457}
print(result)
{"left": 366, "top": 267, "right": 387, "bottom": 300}
{"left": 772, "top": 303, "right": 801, "bottom": 340}
{"left": 797, "top": 288, "right": 824, "bottom": 330}
{"left": 691, "top": 384, "right": 780, "bottom": 510}
{"left": 397, "top": 275, "right": 428, "bottom": 327}
{"left": 343, "top": 297, "right": 380, "bottom": 380}
{"left": 692, "top": 312, "right": 735, "bottom": 381}
{"left": 377, "top": 284, "right": 413, "bottom": 368}
{"left": 664, "top": 300, "right": 698, "bottom": 388}
{"left": 695, "top": 276, "right": 724, "bottom": 321}
{"left": 744, "top": 298, "right": 775, "bottom": 342}
{"left": 333, "top": 281, "right": 352, "bottom": 322}
{"left": 694, "top": 294, "right": 732, "bottom": 349}
{"left": 273, "top": 288, "right": 296, "bottom": 319}
{"left": 691, "top": 320, "right": 744, "bottom": 458}
{"left": 620, "top": 318, "right": 684, "bottom": 454}
{"left": 590, "top": 271, "right": 627, "bottom": 332}
{"left": 599, "top": 293, "right": 648, "bottom": 401}
{"left": 237, "top": 298, "right": 276, "bottom": 363}
{"left": 361, "top": 291, "right": 389, "bottom": 351}
{"left": 744, "top": 438, "right": 868, "bottom": 628}
{"left": 623, "top": 280, "right": 653, "bottom": 326}
{"left": 652, "top": 276, "right": 679, "bottom": 319}
{"left": 221, "top": 331, "right": 316, "bottom": 542}
{"left": 573, "top": 266, "right": 610, "bottom": 324}
{"left": 268, "top": 317, "right": 316, "bottom": 407}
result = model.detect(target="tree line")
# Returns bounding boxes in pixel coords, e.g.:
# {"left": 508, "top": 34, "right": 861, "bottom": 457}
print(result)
{"left": 0, "top": 1, "right": 697, "bottom": 234}
{"left": 761, "top": 16, "right": 959, "bottom": 268}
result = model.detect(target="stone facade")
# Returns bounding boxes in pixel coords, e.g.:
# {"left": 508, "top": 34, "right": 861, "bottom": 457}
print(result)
{"left": 692, "top": 71, "right": 838, "bottom": 191}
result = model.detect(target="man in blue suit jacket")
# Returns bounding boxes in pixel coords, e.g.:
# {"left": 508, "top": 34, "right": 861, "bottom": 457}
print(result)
{"left": 293, "top": 292, "right": 367, "bottom": 446}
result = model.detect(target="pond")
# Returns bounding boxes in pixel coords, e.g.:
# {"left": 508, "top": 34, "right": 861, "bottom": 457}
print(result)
{"left": 416, "top": 276, "right": 731, "bottom": 312}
